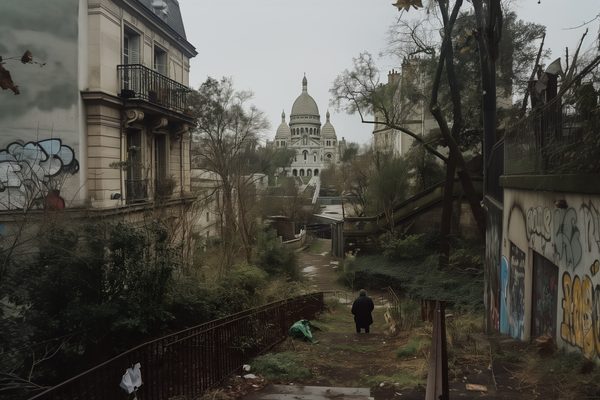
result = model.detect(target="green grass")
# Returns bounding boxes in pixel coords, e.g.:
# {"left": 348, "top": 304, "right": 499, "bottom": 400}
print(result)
{"left": 396, "top": 336, "right": 430, "bottom": 358}
{"left": 251, "top": 352, "right": 312, "bottom": 381}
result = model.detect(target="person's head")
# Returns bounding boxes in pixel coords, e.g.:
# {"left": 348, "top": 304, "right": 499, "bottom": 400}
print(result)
{"left": 359, "top": 289, "right": 367, "bottom": 297}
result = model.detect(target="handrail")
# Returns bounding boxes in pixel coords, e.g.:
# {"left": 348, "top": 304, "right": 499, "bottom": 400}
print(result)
{"left": 28, "top": 292, "right": 325, "bottom": 400}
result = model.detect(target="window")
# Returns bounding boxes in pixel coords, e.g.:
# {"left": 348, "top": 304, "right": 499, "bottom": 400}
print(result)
{"left": 313, "top": 154, "right": 316, "bottom": 162}
{"left": 326, "top": 140, "right": 331, "bottom": 146}
{"left": 155, "top": 134, "right": 168, "bottom": 183}
{"left": 125, "top": 129, "right": 146, "bottom": 202}
{"left": 123, "top": 26, "right": 140, "bottom": 64}
{"left": 206, "top": 212, "right": 210, "bottom": 222}
{"left": 154, "top": 44, "right": 167, "bottom": 75}
{"left": 303, "top": 150, "right": 308, "bottom": 161}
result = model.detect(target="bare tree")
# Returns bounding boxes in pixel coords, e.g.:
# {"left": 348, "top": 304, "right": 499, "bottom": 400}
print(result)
{"left": 189, "top": 77, "right": 270, "bottom": 271}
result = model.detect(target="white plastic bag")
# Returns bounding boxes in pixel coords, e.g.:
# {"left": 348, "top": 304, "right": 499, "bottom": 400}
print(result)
{"left": 120, "top": 362, "right": 142, "bottom": 394}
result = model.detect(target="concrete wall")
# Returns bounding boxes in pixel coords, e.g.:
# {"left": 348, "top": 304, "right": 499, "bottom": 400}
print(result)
{"left": 0, "top": 0, "right": 83, "bottom": 210}
{"left": 500, "top": 188, "right": 600, "bottom": 361}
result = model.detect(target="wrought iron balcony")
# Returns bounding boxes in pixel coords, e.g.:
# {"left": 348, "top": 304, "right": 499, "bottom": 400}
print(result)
{"left": 118, "top": 64, "right": 192, "bottom": 114}
{"left": 126, "top": 179, "right": 148, "bottom": 203}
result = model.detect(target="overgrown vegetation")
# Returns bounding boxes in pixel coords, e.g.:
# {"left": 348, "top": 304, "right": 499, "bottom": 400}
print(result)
{"left": 341, "top": 233, "right": 484, "bottom": 311}
{"left": 251, "top": 352, "right": 313, "bottom": 381}
{"left": 0, "top": 219, "right": 304, "bottom": 398}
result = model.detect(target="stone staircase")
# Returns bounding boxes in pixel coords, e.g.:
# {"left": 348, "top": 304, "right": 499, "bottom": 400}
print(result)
{"left": 243, "top": 384, "right": 373, "bottom": 400}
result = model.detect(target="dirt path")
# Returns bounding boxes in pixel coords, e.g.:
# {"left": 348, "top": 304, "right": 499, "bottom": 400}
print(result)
{"left": 298, "top": 238, "right": 386, "bottom": 302}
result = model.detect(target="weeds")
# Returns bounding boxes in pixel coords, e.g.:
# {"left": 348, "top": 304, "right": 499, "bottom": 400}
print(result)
{"left": 397, "top": 336, "right": 430, "bottom": 358}
{"left": 251, "top": 352, "right": 312, "bottom": 381}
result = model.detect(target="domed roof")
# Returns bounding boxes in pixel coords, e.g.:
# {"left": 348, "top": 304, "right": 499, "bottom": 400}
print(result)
{"left": 275, "top": 110, "right": 291, "bottom": 139}
{"left": 321, "top": 111, "right": 337, "bottom": 139}
{"left": 290, "top": 75, "right": 320, "bottom": 118}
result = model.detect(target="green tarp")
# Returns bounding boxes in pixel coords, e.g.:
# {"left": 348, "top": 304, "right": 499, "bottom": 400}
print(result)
{"left": 288, "top": 319, "right": 315, "bottom": 342}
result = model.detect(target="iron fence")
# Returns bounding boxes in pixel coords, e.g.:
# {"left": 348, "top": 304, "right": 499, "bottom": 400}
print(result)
{"left": 118, "top": 64, "right": 192, "bottom": 113}
{"left": 28, "top": 293, "right": 324, "bottom": 400}
{"left": 504, "top": 94, "right": 600, "bottom": 175}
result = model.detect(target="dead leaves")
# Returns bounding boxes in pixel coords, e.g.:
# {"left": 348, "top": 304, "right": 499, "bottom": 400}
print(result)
{"left": 0, "top": 63, "right": 19, "bottom": 95}
{"left": 0, "top": 50, "right": 45, "bottom": 95}
{"left": 392, "top": 0, "right": 424, "bottom": 12}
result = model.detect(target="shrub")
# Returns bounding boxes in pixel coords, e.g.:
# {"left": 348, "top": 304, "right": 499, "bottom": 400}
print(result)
{"left": 382, "top": 234, "right": 429, "bottom": 260}
{"left": 253, "top": 229, "right": 300, "bottom": 280}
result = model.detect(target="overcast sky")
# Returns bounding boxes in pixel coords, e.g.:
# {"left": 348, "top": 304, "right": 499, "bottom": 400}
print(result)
{"left": 178, "top": 0, "right": 599, "bottom": 145}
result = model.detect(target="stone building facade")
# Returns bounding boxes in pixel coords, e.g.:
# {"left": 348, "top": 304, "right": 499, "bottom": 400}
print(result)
{"left": 269, "top": 76, "right": 346, "bottom": 177}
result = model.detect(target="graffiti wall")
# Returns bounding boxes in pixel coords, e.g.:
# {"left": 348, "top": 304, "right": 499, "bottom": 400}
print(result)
{"left": 506, "top": 242, "right": 526, "bottom": 338}
{"left": 484, "top": 199, "right": 502, "bottom": 332}
{"left": 503, "top": 189, "right": 600, "bottom": 361}
{"left": 531, "top": 252, "right": 558, "bottom": 338}
{"left": 0, "top": 0, "right": 81, "bottom": 210}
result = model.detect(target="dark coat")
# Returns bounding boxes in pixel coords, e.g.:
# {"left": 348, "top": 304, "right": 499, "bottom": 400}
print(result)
{"left": 351, "top": 295, "right": 374, "bottom": 327}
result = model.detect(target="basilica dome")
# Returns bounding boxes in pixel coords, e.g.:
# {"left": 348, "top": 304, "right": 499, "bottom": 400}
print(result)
{"left": 275, "top": 111, "right": 291, "bottom": 139}
{"left": 321, "top": 111, "right": 337, "bottom": 139}
{"left": 290, "top": 76, "right": 320, "bottom": 120}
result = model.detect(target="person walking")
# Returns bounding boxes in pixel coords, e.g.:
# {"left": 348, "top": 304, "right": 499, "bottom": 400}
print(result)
{"left": 351, "top": 289, "right": 374, "bottom": 333}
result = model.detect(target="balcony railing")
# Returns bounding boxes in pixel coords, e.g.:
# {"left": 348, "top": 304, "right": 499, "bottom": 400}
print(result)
{"left": 504, "top": 94, "right": 600, "bottom": 176}
{"left": 126, "top": 179, "right": 148, "bottom": 203}
{"left": 118, "top": 64, "right": 192, "bottom": 114}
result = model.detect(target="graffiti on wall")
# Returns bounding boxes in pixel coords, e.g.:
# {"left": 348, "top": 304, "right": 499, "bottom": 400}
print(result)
{"left": 532, "top": 253, "right": 559, "bottom": 338}
{"left": 485, "top": 203, "right": 502, "bottom": 332}
{"left": 0, "top": 139, "right": 79, "bottom": 210}
{"left": 526, "top": 206, "right": 552, "bottom": 251}
{"left": 560, "top": 260, "right": 600, "bottom": 359}
{"left": 554, "top": 207, "right": 583, "bottom": 269}
{"left": 508, "top": 242, "right": 526, "bottom": 339}
{"left": 525, "top": 205, "right": 584, "bottom": 269}
{"left": 582, "top": 201, "right": 600, "bottom": 254}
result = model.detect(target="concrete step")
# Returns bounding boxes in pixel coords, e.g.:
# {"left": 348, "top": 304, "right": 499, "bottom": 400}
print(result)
{"left": 243, "top": 384, "right": 373, "bottom": 400}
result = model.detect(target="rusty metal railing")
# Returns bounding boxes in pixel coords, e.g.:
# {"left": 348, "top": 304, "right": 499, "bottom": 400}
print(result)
{"left": 424, "top": 300, "right": 449, "bottom": 400}
{"left": 28, "top": 292, "right": 325, "bottom": 400}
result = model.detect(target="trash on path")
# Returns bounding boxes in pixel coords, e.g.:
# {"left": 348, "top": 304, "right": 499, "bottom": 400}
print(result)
{"left": 243, "top": 374, "right": 258, "bottom": 380}
{"left": 119, "top": 362, "right": 142, "bottom": 394}
{"left": 465, "top": 383, "right": 488, "bottom": 392}
{"left": 289, "top": 319, "right": 316, "bottom": 342}
{"left": 243, "top": 364, "right": 251, "bottom": 372}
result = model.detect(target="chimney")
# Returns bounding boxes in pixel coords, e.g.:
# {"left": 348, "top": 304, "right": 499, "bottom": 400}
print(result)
{"left": 387, "top": 69, "right": 401, "bottom": 85}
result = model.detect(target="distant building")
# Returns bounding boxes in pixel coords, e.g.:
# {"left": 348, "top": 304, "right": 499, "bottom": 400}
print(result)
{"left": 372, "top": 59, "right": 437, "bottom": 158}
{"left": 268, "top": 76, "right": 346, "bottom": 177}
